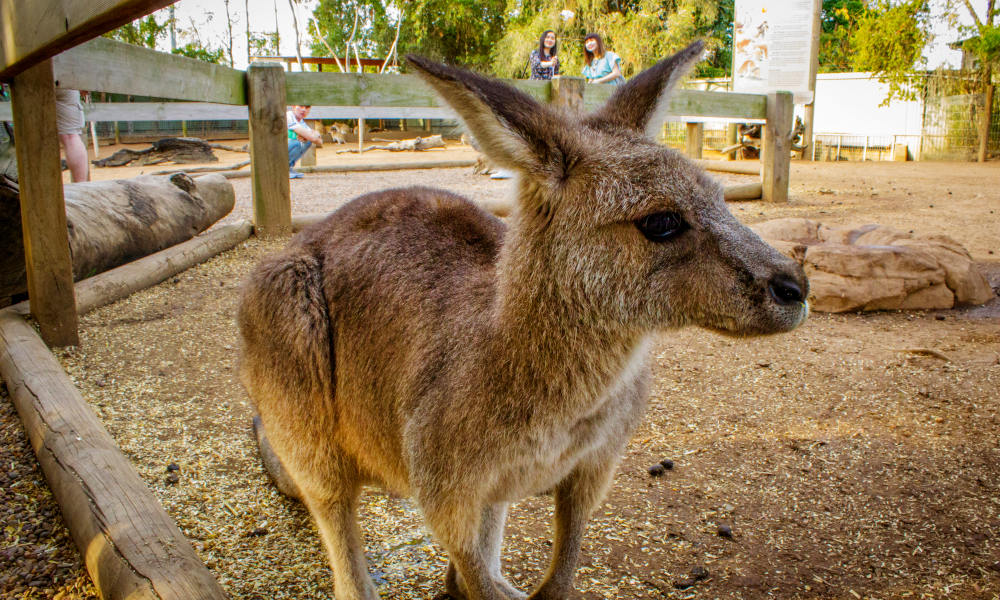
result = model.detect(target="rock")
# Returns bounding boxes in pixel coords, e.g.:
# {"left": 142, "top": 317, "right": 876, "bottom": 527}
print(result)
{"left": 750, "top": 218, "right": 819, "bottom": 244}
{"left": 659, "top": 459, "right": 674, "bottom": 470}
{"left": 166, "top": 463, "right": 180, "bottom": 472}
{"left": 718, "top": 524, "right": 733, "bottom": 538}
{"left": 165, "top": 473, "right": 180, "bottom": 485}
{"left": 648, "top": 464, "right": 666, "bottom": 477}
{"left": 754, "top": 218, "right": 994, "bottom": 312}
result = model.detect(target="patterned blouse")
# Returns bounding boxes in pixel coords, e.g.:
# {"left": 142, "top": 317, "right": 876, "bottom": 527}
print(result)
{"left": 529, "top": 49, "right": 559, "bottom": 80}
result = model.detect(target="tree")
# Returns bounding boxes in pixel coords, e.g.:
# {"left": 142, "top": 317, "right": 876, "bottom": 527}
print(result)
{"left": 819, "top": 0, "right": 866, "bottom": 72}
{"left": 172, "top": 42, "right": 227, "bottom": 64}
{"left": 849, "top": 0, "right": 931, "bottom": 103}
{"left": 104, "top": 10, "right": 172, "bottom": 49}
{"left": 949, "top": 0, "right": 998, "bottom": 161}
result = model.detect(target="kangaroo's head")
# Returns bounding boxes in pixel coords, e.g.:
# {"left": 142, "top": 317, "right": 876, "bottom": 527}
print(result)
{"left": 408, "top": 42, "right": 808, "bottom": 337}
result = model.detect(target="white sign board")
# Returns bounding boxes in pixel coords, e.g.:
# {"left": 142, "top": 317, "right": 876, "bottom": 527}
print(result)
{"left": 733, "top": 0, "right": 819, "bottom": 104}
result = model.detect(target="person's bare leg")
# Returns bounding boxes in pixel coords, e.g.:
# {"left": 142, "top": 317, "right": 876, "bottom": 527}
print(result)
{"left": 59, "top": 133, "right": 89, "bottom": 182}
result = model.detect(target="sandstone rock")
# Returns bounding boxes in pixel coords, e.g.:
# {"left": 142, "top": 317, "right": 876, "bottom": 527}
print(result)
{"left": 750, "top": 218, "right": 819, "bottom": 244}
{"left": 754, "top": 218, "right": 994, "bottom": 312}
{"left": 804, "top": 269, "right": 905, "bottom": 313}
{"left": 804, "top": 244, "right": 944, "bottom": 283}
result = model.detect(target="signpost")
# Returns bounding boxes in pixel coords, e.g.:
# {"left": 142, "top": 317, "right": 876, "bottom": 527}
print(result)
{"left": 733, "top": 0, "right": 822, "bottom": 158}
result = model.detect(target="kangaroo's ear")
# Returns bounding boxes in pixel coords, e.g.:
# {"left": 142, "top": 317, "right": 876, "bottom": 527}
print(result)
{"left": 407, "top": 55, "right": 574, "bottom": 178}
{"left": 584, "top": 41, "right": 704, "bottom": 139}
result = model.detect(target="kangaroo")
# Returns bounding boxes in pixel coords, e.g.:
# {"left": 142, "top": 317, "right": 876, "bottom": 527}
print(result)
{"left": 238, "top": 41, "right": 808, "bottom": 600}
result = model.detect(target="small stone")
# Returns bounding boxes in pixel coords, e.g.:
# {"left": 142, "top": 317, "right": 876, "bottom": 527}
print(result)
{"left": 648, "top": 464, "right": 666, "bottom": 477}
{"left": 935, "top": 315, "right": 946, "bottom": 321}
{"left": 718, "top": 524, "right": 734, "bottom": 539}
{"left": 172, "top": 278, "right": 180, "bottom": 284}
{"left": 659, "top": 459, "right": 674, "bottom": 470}
{"left": 166, "top": 463, "right": 180, "bottom": 472}
{"left": 691, "top": 566, "right": 709, "bottom": 581}
{"left": 165, "top": 473, "right": 180, "bottom": 485}
{"left": 247, "top": 527, "right": 268, "bottom": 537}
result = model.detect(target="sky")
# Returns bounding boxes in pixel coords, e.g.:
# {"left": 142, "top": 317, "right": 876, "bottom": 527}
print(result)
{"left": 163, "top": 0, "right": 320, "bottom": 70}
{"left": 158, "top": 0, "right": 983, "bottom": 72}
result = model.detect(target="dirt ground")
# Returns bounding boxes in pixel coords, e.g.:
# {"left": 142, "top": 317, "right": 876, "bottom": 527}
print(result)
{"left": 2, "top": 148, "right": 999, "bottom": 600}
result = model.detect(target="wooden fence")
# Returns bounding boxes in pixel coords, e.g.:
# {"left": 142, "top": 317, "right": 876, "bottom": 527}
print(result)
{"left": 0, "top": 7, "right": 793, "bottom": 597}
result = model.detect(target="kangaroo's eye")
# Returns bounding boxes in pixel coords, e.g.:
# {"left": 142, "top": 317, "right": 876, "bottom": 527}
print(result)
{"left": 635, "top": 211, "right": 687, "bottom": 242}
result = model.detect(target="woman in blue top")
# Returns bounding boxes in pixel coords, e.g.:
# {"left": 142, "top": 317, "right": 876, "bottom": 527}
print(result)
{"left": 581, "top": 33, "right": 625, "bottom": 85}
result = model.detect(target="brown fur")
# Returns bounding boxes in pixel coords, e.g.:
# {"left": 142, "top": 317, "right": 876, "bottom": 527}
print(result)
{"left": 238, "top": 41, "right": 808, "bottom": 600}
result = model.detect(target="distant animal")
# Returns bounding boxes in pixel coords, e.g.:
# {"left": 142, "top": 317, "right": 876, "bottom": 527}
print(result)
{"left": 238, "top": 42, "right": 808, "bottom": 600}
{"left": 324, "top": 123, "right": 349, "bottom": 144}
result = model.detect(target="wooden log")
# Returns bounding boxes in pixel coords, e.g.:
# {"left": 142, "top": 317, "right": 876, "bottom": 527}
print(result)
{"left": 8, "top": 219, "right": 253, "bottom": 318}
{"left": 92, "top": 138, "right": 219, "bottom": 168}
{"left": 685, "top": 122, "right": 704, "bottom": 159}
{"left": 247, "top": 63, "right": 291, "bottom": 237}
{"left": 10, "top": 59, "right": 79, "bottom": 346}
{"left": 724, "top": 182, "right": 763, "bottom": 201}
{"left": 0, "top": 310, "right": 227, "bottom": 599}
{"left": 693, "top": 159, "right": 760, "bottom": 175}
{"left": 1, "top": 174, "right": 235, "bottom": 299}
{"left": 762, "top": 91, "right": 794, "bottom": 203}
{"left": 551, "top": 77, "right": 584, "bottom": 111}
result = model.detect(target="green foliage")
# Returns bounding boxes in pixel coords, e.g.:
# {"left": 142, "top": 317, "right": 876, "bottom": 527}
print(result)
{"left": 962, "top": 24, "right": 1000, "bottom": 67}
{"left": 819, "top": 0, "right": 865, "bottom": 72}
{"left": 172, "top": 42, "right": 227, "bottom": 64}
{"left": 250, "top": 32, "right": 281, "bottom": 58}
{"left": 103, "top": 12, "right": 171, "bottom": 49}
{"left": 491, "top": 0, "right": 729, "bottom": 79}
{"left": 310, "top": 1, "right": 506, "bottom": 71}
{"left": 849, "top": 0, "right": 931, "bottom": 104}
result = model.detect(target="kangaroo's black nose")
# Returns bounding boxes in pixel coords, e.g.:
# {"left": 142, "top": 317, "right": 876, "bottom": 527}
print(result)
{"left": 768, "top": 274, "right": 805, "bottom": 305}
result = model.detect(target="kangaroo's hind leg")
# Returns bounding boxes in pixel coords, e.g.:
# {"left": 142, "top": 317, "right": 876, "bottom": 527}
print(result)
{"left": 298, "top": 465, "right": 379, "bottom": 600}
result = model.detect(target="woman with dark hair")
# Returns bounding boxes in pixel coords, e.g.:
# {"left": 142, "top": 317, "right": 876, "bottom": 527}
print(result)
{"left": 581, "top": 33, "right": 625, "bottom": 85}
{"left": 528, "top": 30, "right": 559, "bottom": 80}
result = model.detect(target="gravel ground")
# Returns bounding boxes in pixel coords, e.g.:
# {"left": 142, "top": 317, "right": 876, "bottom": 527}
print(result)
{"left": 2, "top": 159, "right": 999, "bottom": 600}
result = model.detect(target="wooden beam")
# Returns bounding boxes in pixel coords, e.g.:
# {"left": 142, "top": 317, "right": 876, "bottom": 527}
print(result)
{"left": 0, "top": 310, "right": 227, "bottom": 600}
{"left": 0, "top": 102, "right": 458, "bottom": 122}
{"left": 0, "top": 0, "right": 174, "bottom": 81}
{"left": 246, "top": 63, "right": 291, "bottom": 237}
{"left": 10, "top": 59, "right": 78, "bottom": 346}
{"left": 685, "top": 122, "right": 704, "bottom": 159}
{"left": 694, "top": 159, "right": 760, "bottom": 175}
{"left": 285, "top": 72, "right": 550, "bottom": 107}
{"left": 52, "top": 37, "right": 246, "bottom": 104}
{"left": 583, "top": 85, "right": 767, "bottom": 120}
{"left": 761, "top": 91, "right": 794, "bottom": 203}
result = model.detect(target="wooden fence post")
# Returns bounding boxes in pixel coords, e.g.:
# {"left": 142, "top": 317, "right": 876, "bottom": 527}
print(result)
{"left": 246, "top": 62, "right": 291, "bottom": 237}
{"left": 10, "top": 59, "right": 79, "bottom": 346}
{"left": 685, "top": 122, "right": 704, "bottom": 159}
{"left": 761, "top": 91, "right": 793, "bottom": 203}
{"left": 551, "top": 77, "right": 585, "bottom": 111}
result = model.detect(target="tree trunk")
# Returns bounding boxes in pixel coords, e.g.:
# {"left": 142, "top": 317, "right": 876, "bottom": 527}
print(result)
{"left": 1, "top": 173, "right": 234, "bottom": 300}
{"left": 979, "top": 79, "right": 994, "bottom": 163}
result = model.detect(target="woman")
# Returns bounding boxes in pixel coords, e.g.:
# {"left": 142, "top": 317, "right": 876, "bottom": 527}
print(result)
{"left": 581, "top": 33, "right": 625, "bottom": 85}
{"left": 528, "top": 30, "right": 559, "bottom": 80}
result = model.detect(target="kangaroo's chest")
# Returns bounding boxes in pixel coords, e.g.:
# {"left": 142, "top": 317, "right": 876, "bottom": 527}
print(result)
{"left": 494, "top": 353, "right": 650, "bottom": 500}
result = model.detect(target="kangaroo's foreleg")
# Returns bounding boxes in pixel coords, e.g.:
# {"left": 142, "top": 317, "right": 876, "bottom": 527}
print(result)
{"left": 446, "top": 503, "right": 525, "bottom": 600}
{"left": 528, "top": 456, "right": 619, "bottom": 600}
{"left": 425, "top": 499, "right": 507, "bottom": 600}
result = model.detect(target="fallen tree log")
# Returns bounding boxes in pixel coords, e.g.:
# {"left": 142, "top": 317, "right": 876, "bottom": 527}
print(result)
{"left": 336, "top": 134, "right": 446, "bottom": 154}
{"left": 152, "top": 160, "right": 250, "bottom": 176}
{"left": 1, "top": 173, "right": 234, "bottom": 300}
{"left": 0, "top": 310, "right": 227, "bottom": 600}
{"left": 92, "top": 138, "right": 219, "bottom": 167}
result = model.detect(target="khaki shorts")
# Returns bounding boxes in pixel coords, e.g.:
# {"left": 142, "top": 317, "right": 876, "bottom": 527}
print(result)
{"left": 55, "top": 89, "right": 85, "bottom": 135}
